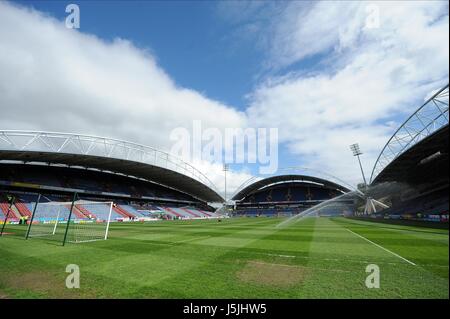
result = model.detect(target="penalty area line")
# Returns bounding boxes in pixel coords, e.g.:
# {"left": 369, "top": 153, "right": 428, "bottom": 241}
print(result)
{"left": 346, "top": 228, "right": 416, "bottom": 266}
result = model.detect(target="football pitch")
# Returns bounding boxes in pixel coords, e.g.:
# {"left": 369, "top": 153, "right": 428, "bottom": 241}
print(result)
{"left": 0, "top": 217, "right": 448, "bottom": 299}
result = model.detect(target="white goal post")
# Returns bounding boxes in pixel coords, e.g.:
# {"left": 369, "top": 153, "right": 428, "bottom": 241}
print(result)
{"left": 26, "top": 200, "right": 114, "bottom": 244}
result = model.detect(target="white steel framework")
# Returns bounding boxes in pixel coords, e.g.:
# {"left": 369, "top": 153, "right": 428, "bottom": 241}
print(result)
{"left": 0, "top": 130, "right": 219, "bottom": 195}
{"left": 231, "top": 166, "right": 357, "bottom": 202}
{"left": 370, "top": 84, "right": 449, "bottom": 183}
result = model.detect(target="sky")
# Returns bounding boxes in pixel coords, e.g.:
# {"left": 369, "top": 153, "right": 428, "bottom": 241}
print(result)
{"left": 0, "top": 0, "right": 449, "bottom": 197}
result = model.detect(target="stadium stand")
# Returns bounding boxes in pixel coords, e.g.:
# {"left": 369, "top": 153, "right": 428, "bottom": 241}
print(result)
{"left": 0, "top": 131, "right": 223, "bottom": 225}
{"left": 0, "top": 164, "right": 197, "bottom": 202}
{"left": 181, "top": 207, "right": 201, "bottom": 218}
{"left": 247, "top": 184, "right": 333, "bottom": 203}
{"left": 0, "top": 189, "right": 218, "bottom": 222}
{"left": 80, "top": 203, "right": 122, "bottom": 221}
{"left": 361, "top": 85, "right": 449, "bottom": 225}
{"left": 369, "top": 187, "right": 449, "bottom": 223}
{"left": 158, "top": 206, "right": 186, "bottom": 219}
{"left": 0, "top": 166, "right": 217, "bottom": 223}
{"left": 0, "top": 202, "right": 12, "bottom": 220}
{"left": 112, "top": 205, "right": 134, "bottom": 219}
{"left": 119, "top": 204, "right": 150, "bottom": 217}
{"left": 14, "top": 200, "right": 33, "bottom": 218}
{"left": 232, "top": 176, "right": 349, "bottom": 217}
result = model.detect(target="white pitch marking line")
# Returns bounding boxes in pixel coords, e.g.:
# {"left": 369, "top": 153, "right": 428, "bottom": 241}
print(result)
{"left": 346, "top": 228, "right": 416, "bottom": 266}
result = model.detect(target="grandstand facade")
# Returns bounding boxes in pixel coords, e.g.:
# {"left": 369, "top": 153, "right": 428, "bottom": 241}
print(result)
{"left": 231, "top": 174, "right": 351, "bottom": 217}
{"left": 0, "top": 131, "right": 223, "bottom": 222}
{"left": 366, "top": 84, "right": 449, "bottom": 224}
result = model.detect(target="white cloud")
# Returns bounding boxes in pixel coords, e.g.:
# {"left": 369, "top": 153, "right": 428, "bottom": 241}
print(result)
{"left": 191, "top": 160, "right": 253, "bottom": 199}
{"left": 0, "top": 1, "right": 247, "bottom": 194}
{"left": 244, "top": 1, "right": 449, "bottom": 184}
{"left": 268, "top": 2, "right": 363, "bottom": 68}
{"left": 0, "top": 2, "right": 246, "bottom": 146}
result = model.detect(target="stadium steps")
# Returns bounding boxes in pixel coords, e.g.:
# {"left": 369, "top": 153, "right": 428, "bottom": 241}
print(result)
{"left": 10, "top": 205, "right": 22, "bottom": 219}
{"left": 120, "top": 205, "right": 148, "bottom": 218}
{"left": 181, "top": 208, "right": 201, "bottom": 218}
{"left": 199, "top": 209, "right": 213, "bottom": 217}
{"left": 3, "top": 203, "right": 22, "bottom": 220}
{"left": 159, "top": 206, "right": 183, "bottom": 218}
{"left": 0, "top": 202, "right": 17, "bottom": 220}
{"left": 74, "top": 205, "right": 95, "bottom": 219}
{"left": 117, "top": 205, "right": 136, "bottom": 218}
{"left": 170, "top": 207, "right": 194, "bottom": 218}
{"left": 58, "top": 204, "right": 89, "bottom": 220}
{"left": 80, "top": 204, "right": 124, "bottom": 221}
{"left": 113, "top": 205, "right": 135, "bottom": 219}
{"left": 14, "top": 201, "right": 33, "bottom": 218}
{"left": 0, "top": 204, "right": 5, "bottom": 219}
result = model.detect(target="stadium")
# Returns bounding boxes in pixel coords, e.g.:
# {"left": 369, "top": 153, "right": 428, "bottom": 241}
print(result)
{"left": 0, "top": 84, "right": 448, "bottom": 299}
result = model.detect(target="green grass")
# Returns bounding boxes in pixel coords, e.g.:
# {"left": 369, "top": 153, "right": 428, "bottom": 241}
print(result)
{"left": 0, "top": 217, "right": 448, "bottom": 298}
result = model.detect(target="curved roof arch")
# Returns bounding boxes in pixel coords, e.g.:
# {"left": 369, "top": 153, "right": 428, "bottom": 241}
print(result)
{"left": 0, "top": 130, "right": 222, "bottom": 202}
{"left": 370, "top": 84, "right": 449, "bottom": 184}
{"left": 371, "top": 124, "right": 448, "bottom": 185}
{"left": 231, "top": 167, "right": 352, "bottom": 201}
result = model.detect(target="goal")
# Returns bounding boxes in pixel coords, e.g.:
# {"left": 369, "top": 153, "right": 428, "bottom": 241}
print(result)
{"left": 26, "top": 200, "right": 114, "bottom": 245}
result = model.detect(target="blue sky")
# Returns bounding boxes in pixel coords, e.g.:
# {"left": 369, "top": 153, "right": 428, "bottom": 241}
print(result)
{"left": 1, "top": 1, "right": 449, "bottom": 194}
{"left": 16, "top": 0, "right": 263, "bottom": 110}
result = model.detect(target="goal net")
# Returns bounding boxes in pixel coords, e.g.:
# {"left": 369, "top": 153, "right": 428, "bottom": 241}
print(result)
{"left": 27, "top": 200, "right": 114, "bottom": 244}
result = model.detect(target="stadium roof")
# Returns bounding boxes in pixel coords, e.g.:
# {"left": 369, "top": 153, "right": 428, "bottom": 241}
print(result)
{"left": 0, "top": 130, "right": 223, "bottom": 202}
{"left": 371, "top": 124, "right": 448, "bottom": 185}
{"left": 231, "top": 169, "right": 351, "bottom": 201}
{"left": 370, "top": 84, "right": 449, "bottom": 184}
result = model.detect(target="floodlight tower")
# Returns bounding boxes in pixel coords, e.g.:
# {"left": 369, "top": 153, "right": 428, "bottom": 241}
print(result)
{"left": 349, "top": 143, "right": 389, "bottom": 215}
{"left": 350, "top": 143, "right": 367, "bottom": 186}
{"left": 350, "top": 143, "right": 370, "bottom": 215}
{"left": 223, "top": 164, "right": 229, "bottom": 203}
